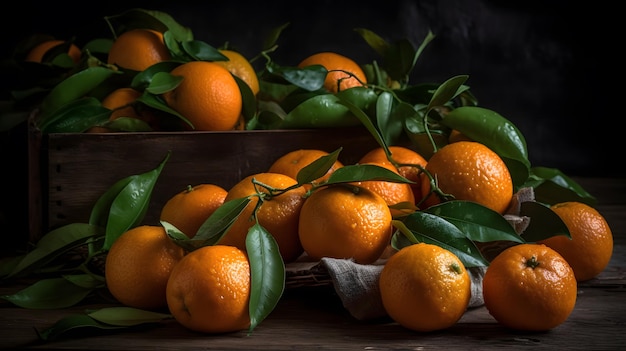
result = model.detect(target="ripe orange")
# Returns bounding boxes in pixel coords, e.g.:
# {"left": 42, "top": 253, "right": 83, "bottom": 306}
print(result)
{"left": 353, "top": 161, "right": 415, "bottom": 216}
{"left": 163, "top": 61, "right": 242, "bottom": 131}
{"left": 482, "top": 243, "right": 577, "bottom": 331}
{"left": 448, "top": 129, "right": 473, "bottom": 143}
{"left": 166, "top": 245, "right": 250, "bottom": 333}
{"left": 25, "top": 39, "right": 81, "bottom": 64}
{"left": 358, "top": 146, "right": 427, "bottom": 204}
{"left": 298, "top": 184, "right": 392, "bottom": 264}
{"left": 214, "top": 49, "right": 260, "bottom": 96}
{"left": 219, "top": 172, "right": 307, "bottom": 263}
{"left": 420, "top": 141, "right": 513, "bottom": 214}
{"left": 297, "top": 52, "right": 367, "bottom": 93}
{"left": 160, "top": 184, "right": 228, "bottom": 238}
{"left": 107, "top": 28, "right": 171, "bottom": 71}
{"left": 538, "top": 201, "right": 613, "bottom": 282}
{"left": 268, "top": 149, "right": 344, "bottom": 187}
{"left": 379, "top": 242, "right": 471, "bottom": 332}
{"left": 101, "top": 87, "right": 158, "bottom": 126}
{"left": 104, "top": 225, "right": 186, "bottom": 311}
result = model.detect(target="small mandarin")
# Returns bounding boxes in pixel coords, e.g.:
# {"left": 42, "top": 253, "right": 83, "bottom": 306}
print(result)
{"left": 297, "top": 52, "right": 366, "bottom": 93}
{"left": 482, "top": 243, "right": 577, "bottom": 331}
{"left": 214, "top": 49, "right": 260, "bottom": 96}
{"left": 163, "top": 61, "right": 242, "bottom": 131}
{"left": 358, "top": 146, "right": 428, "bottom": 203}
{"left": 160, "top": 184, "right": 228, "bottom": 238}
{"left": 420, "top": 141, "right": 513, "bottom": 214}
{"left": 166, "top": 245, "right": 250, "bottom": 333}
{"left": 101, "top": 87, "right": 158, "bottom": 129}
{"left": 298, "top": 184, "right": 392, "bottom": 264}
{"left": 353, "top": 161, "right": 415, "bottom": 217}
{"left": 379, "top": 242, "right": 471, "bottom": 332}
{"left": 539, "top": 201, "right": 613, "bottom": 281}
{"left": 268, "top": 149, "right": 344, "bottom": 188}
{"left": 25, "top": 39, "right": 81, "bottom": 64}
{"left": 219, "top": 172, "right": 306, "bottom": 263}
{"left": 104, "top": 225, "right": 185, "bottom": 311}
{"left": 107, "top": 29, "right": 170, "bottom": 71}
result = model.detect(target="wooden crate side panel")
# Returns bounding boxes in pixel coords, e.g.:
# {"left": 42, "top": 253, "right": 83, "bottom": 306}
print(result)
{"left": 42, "top": 128, "right": 379, "bottom": 236}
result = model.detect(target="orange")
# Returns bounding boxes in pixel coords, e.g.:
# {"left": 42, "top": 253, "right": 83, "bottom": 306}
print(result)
{"left": 297, "top": 52, "right": 367, "bottom": 93}
{"left": 160, "top": 184, "right": 228, "bottom": 238}
{"left": 482, "top": 243, "right": 577, "bottom": 331}
{"left": 268, "top": 149, "right": 344, "bottom": 188}
{"left": 358, "top": 146, "right": 428, "bottom": 204}
{"left": 448, "top": 129, "right": 473, "bottom": 143}
{"left": 353, "top": 161, "right": 415, "bottom": 217}
{"left": 107, "top": 28, "right": 171, "bottom": 71}
{"left": 214, "top": 49, "right": 260, "bottom": 96}
{"left": 538, "top": 201, "right": 613, "bottom": 282}
{"left": 298, "top": 184, "right": 392, "bottom": 264}
{"left": 219, "top": 172, "right": 307, "bottom": 263}
{"left": 163, "top": 61, "right": 242, "bottom": 131}
{"left": 166, "top": 245, "right": 250, "bottom": 333}
{"left": 379, "top": 242, "right": 471, "bottom": 332}
{"left": 25, "top": 39, "right": 81, "bottom": 64}
{"left": 420, "top": 141, "right": 513, "bottom": 214}
{"left": 101, "top": 87, "right": 158, "bottom": 126}
{"left": 104, "top": 225, "right": 186, "bottom": 311}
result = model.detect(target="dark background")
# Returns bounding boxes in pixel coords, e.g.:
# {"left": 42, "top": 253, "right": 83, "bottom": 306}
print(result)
{"left": 2, "top": 0, "right": 619, "bottom": 176}
{"left": 0, "top": 0, "right": 621, "bottom": 250}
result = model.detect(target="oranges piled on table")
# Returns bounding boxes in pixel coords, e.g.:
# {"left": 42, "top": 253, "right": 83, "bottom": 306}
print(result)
{"left": 26, "top": 9, "right": 609, "bottom": 336}
{"left": 101, "top": 136, "right": 614, "bottom": 335}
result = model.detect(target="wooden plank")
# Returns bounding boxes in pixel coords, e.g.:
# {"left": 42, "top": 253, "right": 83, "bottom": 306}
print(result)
{"left": 31, "top": 127, "right": 380, "bottom": 241}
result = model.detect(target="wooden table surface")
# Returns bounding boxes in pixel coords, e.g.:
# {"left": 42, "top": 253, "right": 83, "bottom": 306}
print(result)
{"left": 1, "top": 177, "right": 625, "bottom": 350}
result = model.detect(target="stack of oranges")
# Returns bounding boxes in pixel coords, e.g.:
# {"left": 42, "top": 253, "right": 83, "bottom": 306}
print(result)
{"left": 103, "top": 132, "right": 614, "bottom": 334}
{"left": 29, "top": 8, "right": 611, "bottom": 336}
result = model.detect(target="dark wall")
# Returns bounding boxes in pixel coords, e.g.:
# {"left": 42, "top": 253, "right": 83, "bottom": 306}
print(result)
{"left": 2, "top": 0, "right": 618, "bottom": 176}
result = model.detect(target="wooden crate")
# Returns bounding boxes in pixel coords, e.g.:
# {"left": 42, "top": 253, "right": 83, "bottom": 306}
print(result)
{"left": 27, "top": 121, "right": 380, "bottom": 243}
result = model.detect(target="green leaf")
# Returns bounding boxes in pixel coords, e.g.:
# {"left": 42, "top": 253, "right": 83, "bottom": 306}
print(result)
{"left": 37, "top": 314, "right": 129, "bottom": 341}
{"left": 325, "top": 164, "right": 412, "bottom": 185}
{"left": 262, "top": 22, "right": 290, "bottom": 51}
{"left": 233, "top": 74, "right": 257, "bottom": 124}
{"left": 443, "top": 106, "right": 530, "bottom": 186}
{"left": 136, "top": 93, "right": 192, "bottom": 128}
{"left": 62, "top": 274, "right": 105, "bottom": 289}
{"left": 278, "top": 94, "right": 361, "bottom": 129}
{"left": 88, "top": 307, "right": 172, "bottom": 326}
{"left": 181, "top": 39, "right": 227, "bottom": 61}
{"left": 39, "top": 98, "right": 111, "bottom": 133}
{"left": 425, "top": 201, "right": 524, "bottom": 243}
{"left": 37, "top": 97, "right": 108, "bottom": 132}
{"left": 427, "top": 75, "right": 469, "bottom": 110}
{"left": 394, "top": 211, "right": 489, "bottom": 267}
{"left": 519, "top": 201, "right": 571, "bottom": 242}
{"left": 102, "top": 152, "right": 170, "bottom": 250}
{"left": 38, "top": 66, "right": 120, "bottom": 120}
{"left": 523, "top": 167, "right": 597, "bottom": 206}
{"left": 246, "top": 223, "right": 285, "bottom": 333}
{"left": 89, "top": 176, "right": 134, "bottom": 228}
{"left": 105, "top": 8, "right": 193, "bottom": 43}
{"left": 295, "top": 148, "right": 342, "bottom": 185}
{"left": 193, "top": 196, "right": 251, "bottom": 244}
{"left": 266, "top": 63, "right": 326, "bottom": 91}
{"left": 83, "top": 38, "right": 113, "bottom": 56}
{"left": 354, "top": 28, "right": 390, "bottom": 57}
{"left": 131, "top": 61, "right": 182, "bottom": 91}
{"left": 7, "top": 223, "right": 102, "bottom": 278}
{"left": 1, "top": 277, "right": 94, "bottom": 309}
